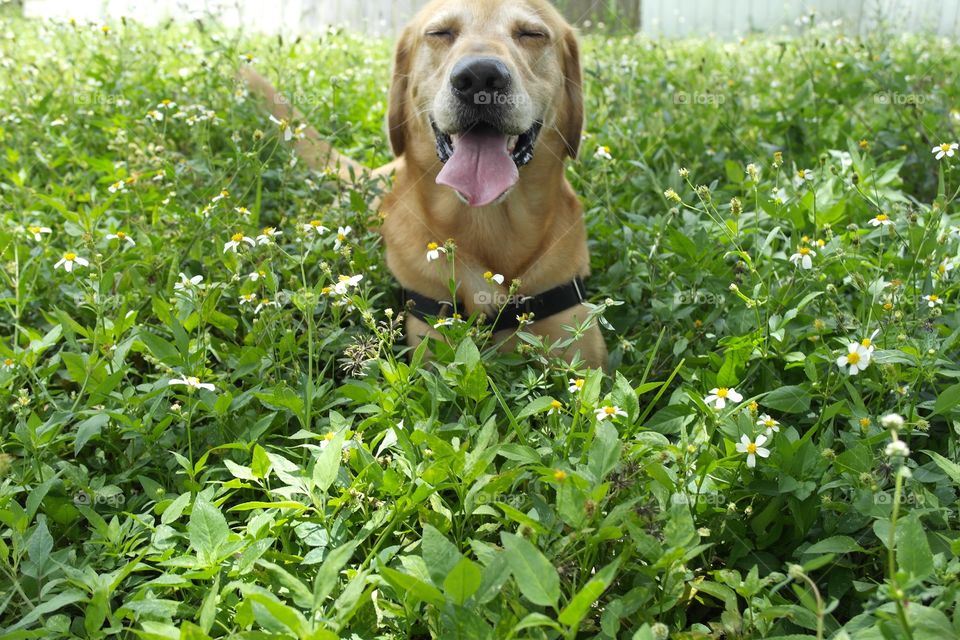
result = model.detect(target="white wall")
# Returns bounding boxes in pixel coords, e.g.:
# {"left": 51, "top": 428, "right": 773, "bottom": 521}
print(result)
{"left": 21, "top": 0, "right": 960, "bottom": 37}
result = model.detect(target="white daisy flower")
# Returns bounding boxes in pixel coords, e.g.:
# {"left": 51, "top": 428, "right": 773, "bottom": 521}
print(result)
{"left": 223, "top": 231, "right": 255, "bottom": 253}
{"left": 235, "top": 206, "right": 251, "bottom": 217}
{"left": 836, "top": 342, "right": 872, "bottom": 375}
{"left": 771, "top": 187, "right": 788, "bottom": 204}
{"left": 26, "top": 225, "right": 52, "bottom": 241}
{"left": 105, "top": 230, "right": 136, "bottom": 246}
{"left": 860, "top": 329, "right": 880, "bottom": 354}
{"left": 333, "top": 274, "right": 363, "bottom": 296}
{"left": 426, "top": 241, "right": 446, "bottom": 262}
{"left": 304, "top": 219, "right": 329, "bottom": 236}
{"left": 256, "top": 226, "right": 282, "bottom": 245}
{"left": 704, "top": 387, "right": 743, "bottom": 410}
{"left": 2, "top": 357, "right": 15, "bottom": 370}
{"left": 248, "top": 270, "right": 267, "bottom": 282}
{"left": 54, "top": 251, "right": 89, "bottom": 272}
{"left": 547, "top": 400, "right": 563, "bottom": 415}
{"left": 568, "top": 378, "right": 585, "bottom": 393}
{"left": 868, "top": 213, "right": 893, "bottom": 227}
{"left": 269, "top": 115, "right": 293, "bottom": 142}
{"left": 239, "top": 292, "right": 257, "bottom": 305}
{"left": 168, "top": 376, "right": 215, "bottom": 391}
{"left": 595, "top": 405, "right": 627, "bottom": 421}
{"left": 334, "top": 226, "right": 352, "bottom": 250}
{"left": 756, "top": 413, "right": 780, "bottom": 435}
{"left": 793, "top": 168, "right": 814, "bottom": 187}
{"left": 937, "top": 259, "right": 955, "bottom": 278}
{"left": 156, "top": 99, "right": 177, "bottom": 110}
{"left": 594, "top": 145, "right": 613, "bottom": 160}
{"left": 211, "top": 189, "right": 230, "bottom": 203}
{"left": 922, "top": 294, "right": 943, "bottom": 308}
{"left": 483, "top": 271, "right": 505, "bottom": 285}
{"left": 145, "top": 110, "right": 164, "bottom": 122}
{"left": 254, "top": 297, "right": 280, "bottom": 314}
{"left": 432, "top": 314, "right": 464, "bottom": 329}
{"left": 175, "top": 272, "right": 204, "bottom": 291}
{"left": 107, "top": 180, "right": 126, "bottom": 193}
{"left": 736, "top": 433, "right": 771, "bottom": 468}
{"left": 789, "top": 247, "right": 816, "bottom": 269}
{"left": 932, "top": 142, "right": 958, "bottom": 160}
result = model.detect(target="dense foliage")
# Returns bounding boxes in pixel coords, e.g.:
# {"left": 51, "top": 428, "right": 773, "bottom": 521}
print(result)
{"left": 1, "top": 10, "right": 959, "bottom": 639}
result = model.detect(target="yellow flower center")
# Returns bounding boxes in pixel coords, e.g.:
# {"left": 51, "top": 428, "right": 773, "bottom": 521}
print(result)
{"left": 483, "top": 271, "right": 493, "bottom": 280}
{"left": 716, "top": 388, "right": 729, "bottom": 398}
{"left": 746, "top": 443, "right": 758, "bottom": 454}
{"left": 941, "top": 143, "right": 952, "bottom": 152}
{"left": 847, "top": 352, "right": 860, "bottom": 365}
{"left": 3, "top": 358, "right": 12, "bottom": 366}
{"left": 883, "top": 303, "right": 893, "bottom": 311}
{"left": 861, "top": 338, "right": 872, "bottom": 347}
{"left": 262, "top": 227, "right": 274, "bottom": 235}
{"left": 28, "top": 225, "right": 41, "bottom": 234}
{"left": 310, "top": 220, "right": 323, "bottom": 227}
{"left": 553, "top": 470, "right": 567, "bottom": 482}
{"left": 427, "top": 242, "right": 439, "bottom": 251}
{"left": 220, "top": 190, "right": 230, "bottom": 197}
{"left": 939, "top": 264, "right": 947, "bottom": 274}
{"left": 231, "top": 232, "right": 244, "bottom": 242}
{"left": 337, "top": 233, "right": 346, "bottom": 241}
{"left": 550, "top": 400, "right": 562, "bottom": 410}
{"left": 799, "top": 247, "right": 812, "bottom": 256}
{"left": 338, "top": 275, "right": 352, "bottom": 283}
{"left": 321, "top": 286, "right": 333, "bottom": 295}
{"left": 64, "top": 252, "right": 77, "bottom": 261}
{"left": 797, "top": 170, "right": 807, "bottom": 178}
{"left": 452, "top": 313, "right": 462, "bottom": 320}
{"left": 324, "top": 431, "right": 335, "bottom": 441}
{"left": 115, "top": 231, "right": 126, "bottom": 239}
{"left": 187, "top": 376, "right": 200, "bottom": 386}
{"left": 929, "top": 295, "right": 940, "bottom": 302}
{"left": 604, "top": 406, "right": 617, "bottom": 415}
{"left": 764, "top": 419, "right": 775, "bottom": 427}
{"left": 574, "top": 379, "right": 584, "bottom": 388}
{"left": 876, "top": 214, "right": 889, "bottom": 222}
{"left": 161, "top": 99, "right": 173, "bottom": 106}
{"left": 801, "top": 235, "right": 810, "bottom": 243}
{"left": 859, "top": 417, "right": 871, "bottom": 427}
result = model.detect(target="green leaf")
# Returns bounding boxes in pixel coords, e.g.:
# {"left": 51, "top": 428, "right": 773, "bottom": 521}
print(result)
{"left": 516, "top": 396, "right": 559, "bottom": 420}
{"left": 188, "top": 495, "right": 229, "bottom": 564}
{"left": 380, "top": 566, "right": 446, "bottom": 607}
{"left": 501, "top": 532, "right": 560, "bottom": 609}
{"left": 313, "top": 541, "right": 358, "bottom": 608}
{"left": 443, "top": 556, "right": 483, "bottom": 605}
{"left": 313, "top": 434, "right": 344, "bottom": 493}
{"left": 924, "top": 450, "right": 960, "bottom": 483}
{"left": 422, "top": 524, "right": 462, "bottom": 586}
{"left": 74, "top": 413, "right": 110, "bottom": 455}
{"left": 897, "top": 516, "right": 933, "bottom": 580}
{"left": 558, "top": 558, "right": 621, "bottom": 628}
{"left": 932, "top": 382, "right": 960, "bottom": 416}
{"left": 803, "top": 535, "right": 865, "bottom": 554}
{"left": 763, "top": 385, "right": 811, "bottom": 413}
{"left": 587, "top": 421, "right": 621, "bottom": 483}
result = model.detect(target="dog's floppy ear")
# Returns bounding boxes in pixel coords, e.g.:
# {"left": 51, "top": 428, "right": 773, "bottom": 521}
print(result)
{"left": 387, "top": 27, "right": 414, "bottom": 157}
{"left": 559, "top": 28, "right": 584, "bottom": 158}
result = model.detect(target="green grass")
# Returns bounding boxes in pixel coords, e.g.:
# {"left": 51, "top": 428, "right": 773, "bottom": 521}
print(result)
{"left": 1, "top": 10, "right": 960, "bottom": 639}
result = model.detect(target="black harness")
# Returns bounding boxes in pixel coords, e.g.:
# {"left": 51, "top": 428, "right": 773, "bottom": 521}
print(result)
{"left": 401, "top": 276, "right": 587, "bottom": 332}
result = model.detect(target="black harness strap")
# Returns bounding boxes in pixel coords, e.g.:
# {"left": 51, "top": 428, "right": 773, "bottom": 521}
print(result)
{"left": 402, "top": 276, "right": 587, "bottom": 332}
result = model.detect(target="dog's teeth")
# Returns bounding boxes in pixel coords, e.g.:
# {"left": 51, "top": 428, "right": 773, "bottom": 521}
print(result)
{"left": 507, "top": 136, "right": 519, "bottom": 152}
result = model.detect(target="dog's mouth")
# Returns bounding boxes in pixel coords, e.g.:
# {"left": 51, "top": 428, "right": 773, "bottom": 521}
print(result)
{"left": 432, "top": 120, "right": 542, "bottom": 207}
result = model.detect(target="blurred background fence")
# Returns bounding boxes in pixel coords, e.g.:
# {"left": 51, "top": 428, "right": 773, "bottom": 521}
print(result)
{"left": 18, "top": 0, "right": 960, "bottom": 37}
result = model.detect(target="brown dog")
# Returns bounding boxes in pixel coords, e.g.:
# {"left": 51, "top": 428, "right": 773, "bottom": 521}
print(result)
{"left": 242, "top": 0, "right": 607, "bottom": 368}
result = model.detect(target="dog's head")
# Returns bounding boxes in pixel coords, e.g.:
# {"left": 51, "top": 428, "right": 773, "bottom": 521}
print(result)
{"left": 388, "top": 0, "right": 583, "bottom": 207}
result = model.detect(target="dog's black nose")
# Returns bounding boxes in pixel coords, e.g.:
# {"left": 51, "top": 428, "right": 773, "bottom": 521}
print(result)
{"left": 450, "top": 57, "right": 512, "bottom": 105}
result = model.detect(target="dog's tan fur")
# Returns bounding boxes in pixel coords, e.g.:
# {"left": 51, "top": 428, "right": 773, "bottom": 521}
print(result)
{"left": 242, "top": 0, "right": 607, "bottom": 368}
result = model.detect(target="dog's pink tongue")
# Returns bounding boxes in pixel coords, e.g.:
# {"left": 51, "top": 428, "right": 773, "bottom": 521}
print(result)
{"left": 436, "top": 129, "right": 518, "bottom": 207}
